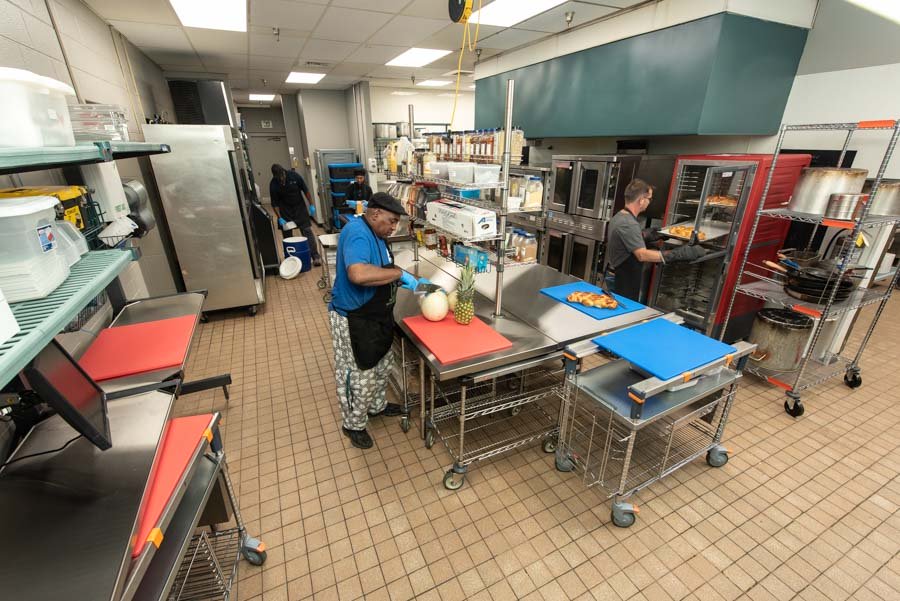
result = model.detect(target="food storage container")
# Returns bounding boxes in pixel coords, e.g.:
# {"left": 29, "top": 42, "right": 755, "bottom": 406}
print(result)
{"left": 824, "top": 193, "right": 867, "bottom": 220}
{"left": 447, "top": 162, "right": 474, "bottom": 184}
{"left": 787, "top": 167, "right": 868, "bottom": 215}
{"left": 472, "top": 164, "right": 501, "bottom": 184}
{"left": 0, "top": 68, "right": 76, "bottom": 147}
{"left": 867, "top": 181, "right": 900, "bottom": 216}
{"left": 0, "top": 288, "right": 19, "bottom": 347}
{"left": 0, "top": 195, "right": 70, "bottom": 301}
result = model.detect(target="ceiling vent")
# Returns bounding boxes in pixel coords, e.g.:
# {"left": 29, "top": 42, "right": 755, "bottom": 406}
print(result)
{"left": 305, "top": 61, "right": 330, "bottom": 68}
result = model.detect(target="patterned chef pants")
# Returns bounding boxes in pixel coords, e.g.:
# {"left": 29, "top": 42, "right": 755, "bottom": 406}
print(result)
{"left": 329, "top": 311, "right": 392, "bottom": 431}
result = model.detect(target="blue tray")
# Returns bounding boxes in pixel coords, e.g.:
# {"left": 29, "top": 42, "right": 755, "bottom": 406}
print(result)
{"left": 592, "top": 318, "right": 737, "bottom": 381}
{"left": 540, "top": 282, "right": 644, "bottom": 320}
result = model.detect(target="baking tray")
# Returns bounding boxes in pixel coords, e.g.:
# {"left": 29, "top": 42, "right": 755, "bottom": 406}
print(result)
{"left": 660, "top": 220, "right": 732, "bottom": 243}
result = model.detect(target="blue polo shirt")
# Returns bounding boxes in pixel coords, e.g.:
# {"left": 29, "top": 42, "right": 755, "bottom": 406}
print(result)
{"left": 329, "top": 216, "right": 392, "bottom": 316}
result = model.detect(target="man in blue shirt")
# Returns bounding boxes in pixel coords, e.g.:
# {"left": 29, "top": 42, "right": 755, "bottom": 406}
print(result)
{"left": 270, "top": 164, "right": 321, "bottom": 266}
{"left": 329, "top": 192, "right": 427, "bottom": 449}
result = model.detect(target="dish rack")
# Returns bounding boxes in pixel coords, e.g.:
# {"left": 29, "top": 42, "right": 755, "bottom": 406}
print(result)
{"left": 720, "top": 120, "right": 900, "bottom": 417}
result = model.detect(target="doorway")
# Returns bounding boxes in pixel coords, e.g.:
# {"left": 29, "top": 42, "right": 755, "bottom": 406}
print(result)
{"left": 246, "top": 135, "right": 292, "bottom": 205}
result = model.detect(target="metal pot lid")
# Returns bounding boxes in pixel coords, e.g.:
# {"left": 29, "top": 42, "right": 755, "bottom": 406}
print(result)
{"left": 757, "top": 308, "right": 814, "bottom": 329}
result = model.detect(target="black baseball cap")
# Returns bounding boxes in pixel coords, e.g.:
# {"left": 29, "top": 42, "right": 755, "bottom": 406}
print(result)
{"left": 368, "top": 192, "right": 407, "bottom": 216}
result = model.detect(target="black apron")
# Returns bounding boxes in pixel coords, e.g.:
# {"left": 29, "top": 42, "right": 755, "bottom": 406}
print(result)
{"left": 611, "top": 210, "right": 644, "bottom": 302}
{"left": 346, "top": 217, "right": 397, "bottom": 370}
{"left": 277, "top": 175, "right": 311, "bottom": 228}
{"left": 346, "top": 182, "right": 372, "bottom": 202}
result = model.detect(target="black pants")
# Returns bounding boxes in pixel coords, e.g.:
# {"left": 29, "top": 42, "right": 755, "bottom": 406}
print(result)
{"left": 282, "top": 223, "right": 320, "bottom": 260}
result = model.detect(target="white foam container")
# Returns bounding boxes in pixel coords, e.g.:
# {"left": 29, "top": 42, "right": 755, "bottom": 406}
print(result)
{"left": 0, "top": 68, "right": 76, "bottom": 147}
{"left": 0, "top": 195, "right": 70, "bottom": 302}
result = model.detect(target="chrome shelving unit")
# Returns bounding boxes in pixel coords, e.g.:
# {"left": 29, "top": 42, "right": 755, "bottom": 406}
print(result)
{"left": 719, "top": 119, "right": 900, "bottom": 417}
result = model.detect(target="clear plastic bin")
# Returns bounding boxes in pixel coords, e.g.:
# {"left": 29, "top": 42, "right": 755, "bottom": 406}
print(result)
{"left": 0, "top": 68, "right": 75, "bottom": 147}
{"left": 0, "top": 196, "right": 70, "bottom": 301}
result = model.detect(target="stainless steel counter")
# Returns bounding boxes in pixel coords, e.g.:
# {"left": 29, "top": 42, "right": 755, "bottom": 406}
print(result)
{"left": 0, "top": 391, "right": 174, "bottom": 601}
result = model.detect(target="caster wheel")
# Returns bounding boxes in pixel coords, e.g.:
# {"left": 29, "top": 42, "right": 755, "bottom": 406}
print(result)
{"left": 542, "top": 438, "right": 557, "bottom": 453}
{"left": 400, "top": 415, "right": 410, "bottom": 433}
{"left": 323, "top": 292, "right": 333, "bottom": 304}
{"left": 242, "top": 548, "right": 267, "bottom": 566}
{"left": 844, "top": 372, "right": 862, "bottom": 389}
{"left": 247, "top": 306, "right": 258, "bottom": 317}
{"left": 425, "top": 429, "right": 435, "bottom": 449}
{"left": 706, "top": 447, "right": 728, "bottom": 468}
{"left": 510, "top": 405, "right": 522, "bottom": 417}
{"left": 784, "top": 398, "right": 805, "bottom": 418}
{"left": 555, "top": 455, "right": 574, "bottom": 472}
{"left": 443, "top": 469, "right": 465, "bottom": 490}
{"left": 199, "top": 313, "right": 209, "bottom": 324}
{"left": 317, "top": 279, "right": 327, "bottom": 290}
{"left": 611, "top": 503, "right": 637, "bottom": 528}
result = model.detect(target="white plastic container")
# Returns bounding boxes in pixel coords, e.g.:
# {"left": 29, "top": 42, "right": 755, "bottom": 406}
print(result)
{"left": 448, "top": 162, "right": 475, "bottom": 184}
{"left": 0, "top": 288, "right": 19, "bottom": 346}
{"left": 55, "top": 221, "right": 81, "bottom": 267}
{"left": 0, "top": 68, "right": 76, "bottom": 147}
{"left": 0, "top": 195, "right": 69, "bottom": 302}
{"left": 55, "top": 219, "right": 88, "bottom": 256}
{"left": 473, "top": 164, "right": 501, "bottom": 184}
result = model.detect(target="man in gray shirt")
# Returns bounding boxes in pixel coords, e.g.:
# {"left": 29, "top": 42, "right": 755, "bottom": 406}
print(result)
{"left": 606, "top": 179, "right": 705, "bottom": 301}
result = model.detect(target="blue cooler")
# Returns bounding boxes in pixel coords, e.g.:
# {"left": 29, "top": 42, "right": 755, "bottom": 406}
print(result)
{"left": 282, "top": 237, "right": 312, "bottom": 273}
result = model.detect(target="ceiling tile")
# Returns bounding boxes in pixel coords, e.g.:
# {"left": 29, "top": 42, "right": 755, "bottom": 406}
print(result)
{"left": 516, "top": 2, "right": 617, "bottom": 33}
{"left": 82, "top": 0, "right": 178, "bottom": 25}
{"left": 329, "top": 0, "right": 399, "bottom": 12}
{"left": 368, "top": 15, "right": 450, "bottom": 46}
{"left": 109, "top": 20, "right": 193, "bottom": 51}
{"left": 327, "top": 62, "right": 377, "bottom": 77}
{"left": 143, "top": 48, "right": 201, "bottom": 66}
{"left": 249, "top": 68, "right": 292, "bottom": 84}
{"left": 249, "top": 55, "right": 296, "bottom": 70}
{"left": 185, "top": 28, "right": 247, "bottom": 54}
{"left": 421, "top": 23, "right": 505, "bottom": 51}
{"left": 365, "top": 66, "right": 447, "bottom": 79}
{"left": 227, "top": 78, "right": 250, "bottom": 88}
{"left": 249, "top": 1, "right": 326, "bottom": 32}
{"left": 347, "top": 44, "right": 411, "bottom": 65}
{"left": 158, "top": 63, "right": 206, "bottom": 72}
{"left": 313, "top": 7, "right": 393, "bottom": 43}
{"left": 250, "top": 33, "right": 306, "bottom": 58}
{"left": 300, "top": 38, "right": 359, "bottom": 62}
{"left": 202, "top": 53, "right": 248, "bottom": 70}
{"left": 402, "top": 0, "right": 460, "bottom": 19}
{"left": 477, "top": 28, "right": 547, "bottom": 50}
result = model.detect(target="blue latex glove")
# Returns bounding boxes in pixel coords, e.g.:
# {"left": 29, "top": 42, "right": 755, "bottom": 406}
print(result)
{"left": 346, "top": 200, "right": 357, "bottom": 210}
{"left": 277, "top": 217, "right": 287, "bottom": 228}
{"left": 398, "top": 270, "right": 417, "bottom": 290}
{"left": 309, "top": 204, "right": 316, "bottom": 217}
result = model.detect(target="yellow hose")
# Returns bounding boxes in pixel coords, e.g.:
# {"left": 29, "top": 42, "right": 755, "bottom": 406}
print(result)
{"left": 449, "top": 0, "right": 482, "bottom": 130}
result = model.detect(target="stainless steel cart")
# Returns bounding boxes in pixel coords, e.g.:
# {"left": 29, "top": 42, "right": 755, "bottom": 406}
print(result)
{"left": 554, "top": 335, "right": 754, "bottom": 527}
{"left": 316, "top": 233, "right": 340, "bottom": 303}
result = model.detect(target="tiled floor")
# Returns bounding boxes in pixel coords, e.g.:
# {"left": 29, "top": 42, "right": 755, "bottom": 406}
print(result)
{"left": 176, "top": 266, "right": 900, "bottom": 601}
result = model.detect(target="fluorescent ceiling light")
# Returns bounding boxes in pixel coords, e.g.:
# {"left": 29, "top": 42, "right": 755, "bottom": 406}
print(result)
{"left": 469, "top": 0, "right": 567, "bottom": 27}
{"left": 286, "top": 72, "right": 326, "bottom": 84}
{"left": 416, "top": 80, "right": 452, "bottom": 87}
{"left": 249, "top": 93, "right": 275, "bottom": 101}
{"left": 846, "top": 0, "right": 900, "bottom": 23}
{"left": 170, "top": 0, "right": 246, "bottom": 32}
{"left": 391, "top": 91, "right": 418, "bottom": 96}
{"left": 386, "top": 48, "right": 452, "bottom": 68}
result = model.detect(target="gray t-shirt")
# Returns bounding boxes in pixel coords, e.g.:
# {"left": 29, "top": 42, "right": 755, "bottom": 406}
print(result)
{"left": 606, "top": 210, "right": 645, "bottom": 269}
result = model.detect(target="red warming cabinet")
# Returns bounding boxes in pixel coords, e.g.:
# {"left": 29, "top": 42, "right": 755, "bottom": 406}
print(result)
{"left": 650, "top": 153, "right": 811, "bottom": 342}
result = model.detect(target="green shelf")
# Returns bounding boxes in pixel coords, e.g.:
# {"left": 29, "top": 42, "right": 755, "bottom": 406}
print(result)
{"left": 0, "top": 141, "right": 171, "bottom": 175}
{"left": 0, "top": 249, "right": 132, "bottom": 387}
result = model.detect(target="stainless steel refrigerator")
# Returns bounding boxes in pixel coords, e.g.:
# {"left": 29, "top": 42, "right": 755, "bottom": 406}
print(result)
{"left": 143, "top": 124, "right": 266, "bottom": 314}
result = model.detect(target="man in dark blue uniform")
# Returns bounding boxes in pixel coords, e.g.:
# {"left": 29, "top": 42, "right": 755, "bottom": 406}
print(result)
{"left": 270, "top": 164, "right": 321, "bottom": 266}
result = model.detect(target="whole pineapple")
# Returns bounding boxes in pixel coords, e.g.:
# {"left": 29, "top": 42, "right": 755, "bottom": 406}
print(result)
{"left": 455, "top": 263, "right": 476, "bottom": 325}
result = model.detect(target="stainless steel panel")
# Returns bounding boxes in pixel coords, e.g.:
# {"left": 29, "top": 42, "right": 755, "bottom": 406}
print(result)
{"left": 143, "top": 124, "right": 261, "bottom": 311}
{"left": 0, "top": 391, "right": 173, "bottom": 601}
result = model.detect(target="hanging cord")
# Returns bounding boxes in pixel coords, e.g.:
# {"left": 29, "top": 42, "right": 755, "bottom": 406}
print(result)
{"left": 449, "top": 0, "right": 482, "bottom": 130}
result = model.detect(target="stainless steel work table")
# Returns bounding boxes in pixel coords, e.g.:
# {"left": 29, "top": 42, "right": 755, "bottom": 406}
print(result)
{"left": 0, "top": 391, "right": 173, "bottom": 601}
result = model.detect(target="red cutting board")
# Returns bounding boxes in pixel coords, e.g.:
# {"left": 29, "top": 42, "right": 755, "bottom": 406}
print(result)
{"left": 132, "top": 414, "right": 214, "bottom": 558}
{"left": 79, "top": 314, "right": 196, "bottom": 381}
{"left": 403, "top": 314, "right": 512, "bottom": 364}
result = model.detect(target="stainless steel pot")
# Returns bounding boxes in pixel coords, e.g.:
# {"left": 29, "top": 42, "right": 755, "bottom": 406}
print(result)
{"left": 375, "top": 123, "right": 393, "bottom": 138}
{"left": 748, "top": 309, "right": 814, "bottom": 372}
{"left": 788, "top": 167, "right": 868, "bottom": 215}
{"left": 824, "top": 193, "right": 867, "bottom": 220}
{"left": 868, "top": 181, "right": 900, "bottom": 216}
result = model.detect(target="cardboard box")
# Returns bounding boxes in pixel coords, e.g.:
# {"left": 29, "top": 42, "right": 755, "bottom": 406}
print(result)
{"left": 426, "top": 200, "right": 497, "bottom": 238}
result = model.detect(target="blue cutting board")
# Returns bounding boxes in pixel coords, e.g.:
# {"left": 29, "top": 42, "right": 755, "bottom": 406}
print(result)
{"left": 593, "top": 318, "right": 737, "bottom": 381}
{"left": 540, "top": 282, "right": 645, "bottom": 320}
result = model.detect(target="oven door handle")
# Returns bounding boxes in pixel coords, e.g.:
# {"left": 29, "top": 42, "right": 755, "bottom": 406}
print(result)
{"left": 688, "top": 249, "right": 727, "bottom": 264}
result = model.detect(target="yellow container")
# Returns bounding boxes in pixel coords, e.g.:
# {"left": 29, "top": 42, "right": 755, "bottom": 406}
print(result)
{"left": 0, "top": 185, "right": 89, "bottom": 229}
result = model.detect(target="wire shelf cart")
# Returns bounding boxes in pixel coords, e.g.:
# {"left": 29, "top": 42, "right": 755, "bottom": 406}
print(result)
{"left": 554, "top": 337, "right": 754, "bottom": 527}
{"left": 719, "top": 120, "right": 900, "bottom": 417}
{"left": 316, "top": 233, "right": 340, "bottom": 303}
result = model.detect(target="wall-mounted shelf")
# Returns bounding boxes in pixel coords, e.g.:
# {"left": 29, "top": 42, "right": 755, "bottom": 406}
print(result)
{"left": 0, "top": 249, "right": 132, "bottom": 387}
{"left": 0, "top": 141, "right": 171, "bottom": 175}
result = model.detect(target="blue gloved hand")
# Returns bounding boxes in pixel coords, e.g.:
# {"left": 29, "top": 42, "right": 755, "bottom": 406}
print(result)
{"left": 346, "top": 200, "right": 357, "bottom": 210}
{"left": 277, "top": 217, "right": 287, "bottom": 228}
{"left": 309, "top": 204, "right": 316, "bottom": 217}
{"left": 398, "top": 270, "right": 417, "bottom": 290}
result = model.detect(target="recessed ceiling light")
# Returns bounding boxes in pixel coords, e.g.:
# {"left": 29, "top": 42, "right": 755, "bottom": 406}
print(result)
{"left": 469, "top": 0, "right": 567, "bottom": 27}
{"left": 249, "top": 93, "right": 275, "bottom": 101}
{"left": 391, "top": 91, "right": 418, "bottom": 96}
{"left": 170, "top": 0, "right": 246, "bottom": 32}
{"left": 847, "top": 0, "right": 900, "bottom": 23}
{"left": 386, "top": 48, "right": 452, "bottom": 68}
{"left": 286, "top": 72, "right": 326, "bottom": 84}
{"left": 416, "top": 80, "right": 452, "bottom": 87}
